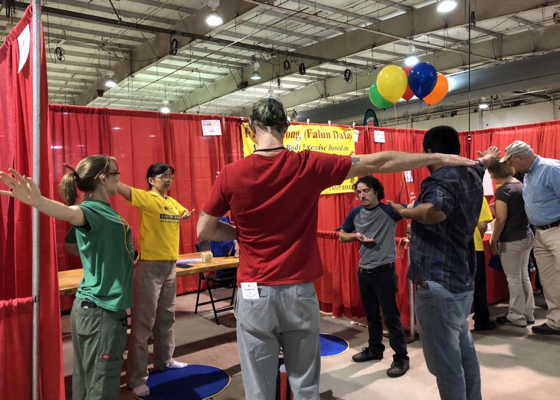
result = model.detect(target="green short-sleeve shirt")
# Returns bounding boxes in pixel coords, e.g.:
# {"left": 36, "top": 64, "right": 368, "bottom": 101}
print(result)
{"left": 75, "top": 200, "right": 135, "bottom": 311}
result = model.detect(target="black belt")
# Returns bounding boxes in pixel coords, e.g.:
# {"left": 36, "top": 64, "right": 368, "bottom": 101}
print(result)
{"left": 358, "top": 263, "right": 394, "bottom": 274}
{"left": 536, "top": 220, "right": 560, "bottom": 230}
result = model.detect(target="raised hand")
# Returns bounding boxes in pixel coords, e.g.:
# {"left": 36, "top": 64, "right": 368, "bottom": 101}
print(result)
{"left": 0, "top": 168, "right": 42, "bottom": 206}
{"left": 477, "top": 146, "right": 500, "bottom": 167}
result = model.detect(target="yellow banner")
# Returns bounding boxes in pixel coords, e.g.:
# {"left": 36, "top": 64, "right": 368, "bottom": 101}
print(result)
{"left": 241, "top": 123, "right": 357, "bottom": 195}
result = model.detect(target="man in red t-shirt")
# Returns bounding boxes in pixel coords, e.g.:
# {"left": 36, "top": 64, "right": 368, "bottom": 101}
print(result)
{"left": 197, "top": 98, "right": 476, "bottom": 400}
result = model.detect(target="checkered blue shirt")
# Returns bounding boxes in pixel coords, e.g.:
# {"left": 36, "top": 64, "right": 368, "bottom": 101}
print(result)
{"left": 523, "top": 156, "right": 560, "bottom": 226}
{"left": 408, "top": 163, "right": 485, "bottom": 293}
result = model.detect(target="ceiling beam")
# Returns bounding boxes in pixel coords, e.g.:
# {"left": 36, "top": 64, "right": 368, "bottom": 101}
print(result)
{"left": 375, "top": 0, "right": 413, "bottom": 12}
{"left": 510, "top": 15, "right": 545, "bottom": 28}
{"left": 47, "top": 0, "right": 179, "bottom": 26}
{"left": 468, "top": 25, "right": 504, "bottom": 39}
{"left": 290, "top": 0, "right": 380, "bottom": 25}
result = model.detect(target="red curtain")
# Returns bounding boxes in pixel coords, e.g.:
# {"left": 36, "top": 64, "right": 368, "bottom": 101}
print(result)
{"left": 0, "top": 6, "right": 64, "bottom": 400}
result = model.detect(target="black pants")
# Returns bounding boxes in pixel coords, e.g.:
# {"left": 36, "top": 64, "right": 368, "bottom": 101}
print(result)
{"left": 473, "top": 251, "right": 491, "bottom": 326}
{"left": 357, "top": 264, "right": 408, "bottom": 361}
{"left": 530, "top": 249, "right": 542, "bottom": 290}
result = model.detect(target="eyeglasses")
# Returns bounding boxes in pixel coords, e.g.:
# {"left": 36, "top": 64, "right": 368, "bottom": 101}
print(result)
{"left": 107, "top": 171, "right": 121, "bottom": 176}
{"left": 156, "top": 174, "right": 174, "bottom": 181}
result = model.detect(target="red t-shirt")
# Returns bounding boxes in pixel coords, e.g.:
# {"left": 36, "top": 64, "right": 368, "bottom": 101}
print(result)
{"left": 203, "top": 150, "right": 352, "bottom": 285}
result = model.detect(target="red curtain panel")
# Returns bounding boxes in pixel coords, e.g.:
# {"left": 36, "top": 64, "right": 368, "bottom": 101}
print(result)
{"left": 0, "top": 5, "right": 64, "bottom": 400}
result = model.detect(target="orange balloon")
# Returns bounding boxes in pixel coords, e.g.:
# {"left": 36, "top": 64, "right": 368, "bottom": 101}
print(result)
{"left": 424, "top": 73, "right": 449, "bottom": 106}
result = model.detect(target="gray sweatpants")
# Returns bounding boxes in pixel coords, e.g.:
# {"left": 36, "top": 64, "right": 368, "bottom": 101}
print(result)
{"left": 235, "top": 282, "right": 321, "bottom": 400}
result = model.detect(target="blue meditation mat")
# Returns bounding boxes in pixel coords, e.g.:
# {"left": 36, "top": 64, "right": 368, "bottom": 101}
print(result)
{"left": 320, "top": 333, "right": 349, "bottom": 358}
{"left": 135, "top": 364, "right": 230, "bottom": 400}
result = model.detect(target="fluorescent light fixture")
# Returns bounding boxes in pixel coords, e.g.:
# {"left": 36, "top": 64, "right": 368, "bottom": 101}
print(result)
{"left": 479, "top": 103, "right": 489, "bottom": 110}
{"left": 405, "top": 56, "right": 419, "bottom": 66}
{"left": 105, "top": 78, "right": 117, "bottom": 88}
{"left": 206, "top": 10, "right": 223, "bottom": 27}
{"left": 437, "top": 0, "right": 457, "bottom": 13}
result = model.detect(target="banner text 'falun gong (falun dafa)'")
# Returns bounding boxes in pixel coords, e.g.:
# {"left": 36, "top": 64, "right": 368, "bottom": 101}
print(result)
{"left": 241, "top": 122, "right": 357, "bottom": 195}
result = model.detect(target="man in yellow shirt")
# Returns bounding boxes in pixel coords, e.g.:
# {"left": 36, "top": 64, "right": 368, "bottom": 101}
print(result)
{"left": 472, "top": 197, "right": 496, "bottom": 331}
{"left": 117, "top": 163, "right": 194, "bottom": 397}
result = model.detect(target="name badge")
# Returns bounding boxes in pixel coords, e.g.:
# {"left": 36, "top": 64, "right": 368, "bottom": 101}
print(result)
{"left": 241, "top": 282, "right": 259, "bottom": 299}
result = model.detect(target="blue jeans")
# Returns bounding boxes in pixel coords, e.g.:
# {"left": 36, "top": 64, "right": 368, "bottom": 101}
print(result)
{"left": 416, "top": 281, "right": 481, "bottom": 400}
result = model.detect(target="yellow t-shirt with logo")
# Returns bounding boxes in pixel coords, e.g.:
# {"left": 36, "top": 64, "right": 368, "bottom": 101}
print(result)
{"left": 129, "top": 188, "right": 186, "bottom": 260}
{"left": 474, "top": 197, "right": 493, "bottom": 251}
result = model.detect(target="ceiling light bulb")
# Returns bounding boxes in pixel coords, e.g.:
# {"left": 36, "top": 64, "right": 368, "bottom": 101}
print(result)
{"left": 206, "top": 10, "right": 223, "bottom": 26}
{"left": 479, "top": 103, "right": 489, "bottom": 110}
{"left": 437, "top": 0, "right": 457, "bottom": 13}
{"left": 408, "top": 44, "right": 416, "bottom": 53}
{"left": 405, "top": 56, "right": 419, "bottom": 66}
{"left": 161, "top": 106, "right": 170, "bottom": 114}
{"left": 251, "top": 70, "right": 262, "bottom": 80}
{"left": 105, "top": 78, "right": 117, "bottom": 88}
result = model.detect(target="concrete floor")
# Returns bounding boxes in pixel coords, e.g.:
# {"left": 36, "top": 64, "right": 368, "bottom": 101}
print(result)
{"left": 61, "top": 289, "right": 560, "bottom": 400}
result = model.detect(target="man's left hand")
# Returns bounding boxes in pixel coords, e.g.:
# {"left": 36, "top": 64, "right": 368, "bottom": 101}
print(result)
{"left": 477, "top": 146, "right": 500, "bottom": 167}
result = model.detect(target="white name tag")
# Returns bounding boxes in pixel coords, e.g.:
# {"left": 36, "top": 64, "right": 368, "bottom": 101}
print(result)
{"left": 241, "top": 282, "right": 259, "bottom": 299}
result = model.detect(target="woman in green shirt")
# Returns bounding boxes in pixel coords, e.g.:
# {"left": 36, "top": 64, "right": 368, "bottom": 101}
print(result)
{"left": 0, "top": 155, "right": 134, "bottom": 400}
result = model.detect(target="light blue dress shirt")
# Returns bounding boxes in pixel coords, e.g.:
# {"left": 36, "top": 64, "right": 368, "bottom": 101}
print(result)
{"left": 523, "top": 156, "right": 560, "bottom": 226}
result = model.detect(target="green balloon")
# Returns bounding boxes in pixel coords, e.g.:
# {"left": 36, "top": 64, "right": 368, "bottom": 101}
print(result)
{"left": 369, "top": 83, "right": 392, "bottom": 109}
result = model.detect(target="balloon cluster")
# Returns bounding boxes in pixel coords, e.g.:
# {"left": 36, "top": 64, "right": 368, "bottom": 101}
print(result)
{"left": 369, "top": 62, "right": 449, "bottom": 109}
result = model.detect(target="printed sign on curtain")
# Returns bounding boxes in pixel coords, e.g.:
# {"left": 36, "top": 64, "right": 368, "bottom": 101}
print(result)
{"left": 201, "top": 120, "right": 222, "bottom": 136}
{"left": 241, "top": 123, "right": 357, "bottom": 195}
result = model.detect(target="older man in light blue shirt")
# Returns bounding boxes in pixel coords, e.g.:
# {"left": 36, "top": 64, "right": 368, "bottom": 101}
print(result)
{"left": 501, "top": 140, "right": 560, "bottom": 335}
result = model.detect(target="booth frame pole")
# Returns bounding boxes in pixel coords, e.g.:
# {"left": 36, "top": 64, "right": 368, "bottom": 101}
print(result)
{"left": 32, "top": 1, "right": 42, "bottom": 399}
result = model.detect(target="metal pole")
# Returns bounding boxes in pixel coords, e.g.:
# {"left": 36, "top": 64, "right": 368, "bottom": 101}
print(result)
{"left": 32, "top": 1, "right": 42, "bottom": 399}
{"left": 408, "top": 244, "right": 416, "bottom": 341}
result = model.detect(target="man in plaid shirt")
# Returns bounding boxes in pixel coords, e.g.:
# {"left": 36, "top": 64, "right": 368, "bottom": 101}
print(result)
{"left": 389, "top": 126, "right": 498, "bottom": 400}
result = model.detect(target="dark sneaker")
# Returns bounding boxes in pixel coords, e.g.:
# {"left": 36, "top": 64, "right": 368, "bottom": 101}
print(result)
{"left": 474, "top": 321, "right": 497, "bottom": 331}
{"left": 496, "top": 316, "right": 526, "bottom": 327}
{"left": 532, "top": 323, "right": 560, "bottom": 335}
{"left": 352, "top": 347, "right": 383, "bottom": 362}
{"left": 387, "top": 359, "right": 409, "bottom": 378}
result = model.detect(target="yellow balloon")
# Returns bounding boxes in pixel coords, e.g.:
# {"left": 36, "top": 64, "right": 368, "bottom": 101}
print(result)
{"left": 376, "top": 65, "right": 408, "bottom": 103}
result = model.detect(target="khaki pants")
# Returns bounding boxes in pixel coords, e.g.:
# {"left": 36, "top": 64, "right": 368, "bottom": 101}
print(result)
{"left": 499, "top": 235, "right": 535, "bottom": 325}
{"left": 126, "top": 260, "right": 177, "bottom": 388}
{"left": 71, "top": 298, "right": 128, "bottom": 400}
{"left": 235, "top": 283, "right": 321, "bottom": 400}
{"left": 534, "top": 226, "right": 560, "bottom": 330}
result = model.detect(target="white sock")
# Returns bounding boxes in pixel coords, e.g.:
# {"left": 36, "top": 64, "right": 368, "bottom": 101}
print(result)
{"left": 168, "top": 360, "right": 188, "bottom": 369}
{"left": 132, "top": 384, "right": 150, "bottom": 396}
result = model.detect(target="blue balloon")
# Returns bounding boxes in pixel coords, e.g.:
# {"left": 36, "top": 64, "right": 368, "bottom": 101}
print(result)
{"left": 408, "top": 63, "right": 438, "bottom": 99}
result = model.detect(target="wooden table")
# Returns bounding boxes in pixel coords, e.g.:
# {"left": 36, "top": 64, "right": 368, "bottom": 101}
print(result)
{"left": 58, "top": 252, "right": 239, "bottom": 296}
